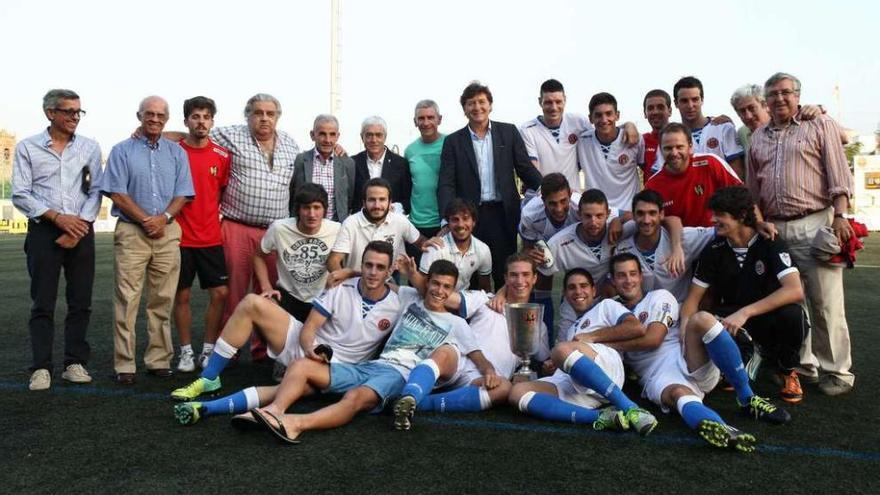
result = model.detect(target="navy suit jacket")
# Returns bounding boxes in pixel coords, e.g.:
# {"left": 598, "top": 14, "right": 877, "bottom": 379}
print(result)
{"left": 437, "top": 121, "right": 541, "bottom": 232}
{"left": 352, "top": 148, "right": 412, "bottom": 214}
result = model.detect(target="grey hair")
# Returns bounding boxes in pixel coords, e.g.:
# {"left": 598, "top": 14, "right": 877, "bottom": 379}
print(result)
{"left": 413, "top": 99, "right": 440, "bottom": 118}
{"left": 244, "top": 93, "right": 282, "bottom": 118}
{"left": 312, "top": 114, "right": 339, "bottom": 132}
{"left": 137, "top": 95, "right": 170, "bottom": 116}
{"left": 730, "top": 84, "right": 766, "bottom": 108}
{"left": 43, "top": 89, "right": 80, "bottom": 111}
{"left": 764, "top": 72, "right": 801, "bottom": 94}
{"left": 361, "top": 116, "right": 387, "bottom": 135}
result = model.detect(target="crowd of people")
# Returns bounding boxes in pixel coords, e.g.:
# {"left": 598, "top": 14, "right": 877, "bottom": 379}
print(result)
{"left": 12, "top": 72, "right": 856, "bottom": 452}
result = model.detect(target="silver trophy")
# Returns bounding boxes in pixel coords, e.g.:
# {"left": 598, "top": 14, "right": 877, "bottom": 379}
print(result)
{"left": 504, "top": 302, "right": 544, "bottom": 381}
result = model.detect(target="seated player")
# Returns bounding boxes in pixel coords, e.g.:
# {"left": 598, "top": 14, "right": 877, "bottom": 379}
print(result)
{"left": 507, "top": 271, "right": 658, "bottom": 436}
{"left": 418, "top": 198, "right": 492, "bottom": 291}
{"left": 600, "top": 252, "right": 792, "bottom": 453}
{"left": 393, "top": 253, "right": 551, "bottom": 424}
{"left": 683, "top": 186, "right": 807, "bottom": 403}
{"left": 242, "top": 261, "right": 487, "bottom": 443}
{"left": 170, "top": 241, "right": 401, "bottom": 422}
{"left": 614, "top": 189, "right": 715, "bottom": 301}
{"left": 556, "top": 268, "right": 600, "bottom": 346}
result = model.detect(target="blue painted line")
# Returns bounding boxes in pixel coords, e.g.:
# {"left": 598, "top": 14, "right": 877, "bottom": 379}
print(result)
{"left": 4, "top": 380, "right": 879, "bottom": 462}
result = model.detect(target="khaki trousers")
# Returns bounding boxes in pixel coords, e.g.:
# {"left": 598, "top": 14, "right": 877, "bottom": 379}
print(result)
{"left": 773, "top": 208, "right": 854, "bottom": 385}
{"left": 113, "top": 221, "right": 181, "bottom": 374}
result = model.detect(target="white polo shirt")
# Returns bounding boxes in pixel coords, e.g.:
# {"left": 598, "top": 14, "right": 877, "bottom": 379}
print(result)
{"left": 577, "top": 128, "right": 645, "bottom": 211}
{"left": 518, "top": 192, "right": 581, "bottom": 243}
{"left": 332, "top": 210, "right": 420, "bottom": 270}
{"left": 519, "top": 113, "right": 591, "bottom": 192}
{"left": 418, "top": 232, "right": 492, "bottom": 290}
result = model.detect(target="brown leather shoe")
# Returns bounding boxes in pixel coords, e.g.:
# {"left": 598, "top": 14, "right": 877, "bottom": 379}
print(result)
{"left": 147, "top": 368, "right": 174, "bottom": 378}
{"left": 116, "top": 372, "right": 136, "bottom": 385}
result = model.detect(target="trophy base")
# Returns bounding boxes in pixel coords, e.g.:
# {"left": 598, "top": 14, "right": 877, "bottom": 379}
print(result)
{"left": 512, "top": 369, "right": 537, "bottom": 383}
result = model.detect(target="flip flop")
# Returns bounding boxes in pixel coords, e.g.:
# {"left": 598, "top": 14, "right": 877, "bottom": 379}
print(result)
{"left": 252, "top": 409, "right": 301, "bottom": 444}
{"left": 230, "top": 411, "right": 262, "bottom": 432}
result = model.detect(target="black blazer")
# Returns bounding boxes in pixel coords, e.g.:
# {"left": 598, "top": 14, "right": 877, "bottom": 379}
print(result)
{"left": 352, "top": 148, "right": 412, "bottom": 214}
{"left": 437, "top": 121, "right": 541, "bottom": 232}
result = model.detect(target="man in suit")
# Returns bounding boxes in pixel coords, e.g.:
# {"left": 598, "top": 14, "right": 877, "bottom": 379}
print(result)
{"left": 291, "top": 114, "right": 356, "bottom": 222}
{"left": 352, "top": 116, "right": 412, "bottom": 215}
{"left": 438, "top": 81, "right": 542, "bottom": 289}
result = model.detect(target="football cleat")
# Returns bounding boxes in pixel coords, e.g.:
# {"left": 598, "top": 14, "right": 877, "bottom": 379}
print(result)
{"left": 698, "top": 420, "right": 757, "bottom": 453}
{"left": 171, "top": 376, "right": 221, "bottom": 401}
{"left": 592, "top": 407, "right": 629, "bottom": 432}
{"left": 392, "top": 395, "right": 417, "bottom": 431}
{"left": 739, "top": 395, "right": 791, "bottom": 425}
{"left": 779, "top": 370, "right": 804, "bottom": 404}
{"left": 174, "top": 402, "right": 204, "bottom": 426}
{"left": 625, "top": 407, "right": 658, "bottom": 436}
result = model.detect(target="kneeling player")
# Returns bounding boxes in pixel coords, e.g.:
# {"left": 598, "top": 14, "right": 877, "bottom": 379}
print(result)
{"left": 508, "top": 272, "right": 657, "bottom": 435}
{"left": 171, "top": 241, "right": 401, "bottom": 424}
{"left": 605, "top": 252, "right": 792, "bottom": 453}
{"left": 243, "top": 261, "right": 483, "bottom": 443}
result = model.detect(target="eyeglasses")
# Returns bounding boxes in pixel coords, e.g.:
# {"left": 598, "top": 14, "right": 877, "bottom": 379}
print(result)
{"left": 765, "top": 89, "right": 798, "bottom": 100}
{"left": 53, "top": 108, "right": 86, "bottom": 118}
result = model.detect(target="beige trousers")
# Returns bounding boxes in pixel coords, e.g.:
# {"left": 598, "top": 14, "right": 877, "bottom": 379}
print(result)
{"left": 774, "top": 208, "right": 854, "bottom": 385}
{"left": 113, "top": 221, "right": 181, "bottom": 374}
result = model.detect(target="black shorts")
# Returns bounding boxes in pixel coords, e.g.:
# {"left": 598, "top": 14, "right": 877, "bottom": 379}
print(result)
{"left": 279, "top": 290, "right": 313, "bottom": 322}
{"left": 178, "top": 246, "right": 229, "bottom": 290}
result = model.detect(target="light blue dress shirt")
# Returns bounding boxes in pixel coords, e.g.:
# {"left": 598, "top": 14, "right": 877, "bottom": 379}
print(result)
{"left": 469, "top": 123, "right": 499, "bottom": 202}
{"left": 99, "top": 136, "right": 194, "bottom": 222}
{"left": 12, "top": 129, "right": 103, "bottom": 221}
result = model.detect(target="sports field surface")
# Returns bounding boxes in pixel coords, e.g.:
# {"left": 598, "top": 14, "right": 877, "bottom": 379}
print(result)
{"left": 1, "top": 233, "right": 878, "bottom": 494}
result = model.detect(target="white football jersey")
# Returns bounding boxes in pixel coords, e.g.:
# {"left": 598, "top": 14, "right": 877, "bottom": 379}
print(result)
{"left": 537, "top": 210, "right": 623, "bottom": 282}
{"left": 564, "top": 299, "right": 633, "bottom": 343}
{"left": 518, "top": 192, "right": 581, "bottom": 243}
{"left": 577, "top": 128, "right": 645, "bottom": 211}
{"left": 519, "top": 113, "right": 591, "bottom": 192}
{"left": 311, "top": 278, "right": 403, "bottom": 363}
{"left": 614, "top": 226, "right": 715, "bottom": 301}
{"left": 623, "top": 290, "right": 681, "bottom": 378}
{"left": 418, "top": 232, "right": 492, "bottom": 290}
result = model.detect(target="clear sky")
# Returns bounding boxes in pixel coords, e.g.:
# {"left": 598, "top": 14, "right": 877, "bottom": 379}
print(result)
{"left": 1, "top": 0, "right": 877, "bottom": 154}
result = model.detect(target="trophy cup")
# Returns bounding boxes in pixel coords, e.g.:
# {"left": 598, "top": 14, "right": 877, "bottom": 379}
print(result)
{"left": 504, "top": 302, "right": 544, "bottom": 382}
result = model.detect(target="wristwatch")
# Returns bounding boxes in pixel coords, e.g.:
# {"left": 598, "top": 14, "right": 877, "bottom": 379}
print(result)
{"left": 164, "top": 212, "right": 174, "bottom": 224}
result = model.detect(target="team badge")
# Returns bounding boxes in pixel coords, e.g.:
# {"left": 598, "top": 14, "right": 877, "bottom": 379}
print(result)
{"left": 780, "top": 253, "right": 792, "bottom": 267}
{"left": 210, "top": 166, "right": 218, "bottom": 176}
{"left": 638, "top": 311, "right": 648, "bottom": 323}
{"left": 661, "top": 302, "right": 671, "bottom": 312}
{"left": 568, "top": 133, "right": 578, "bottom": 144}
{"left": 694, "top": 184, "right": 704, "bottom": 196}
{"left": 755, "top": 260, "right": 765, "bottom": 275}
{"left": 378, "top": 319, "right": 391, "bottom": 331}
{"left": 580, "top": 318, "right": 591, "bottom": 329}
{"left": 618, "top": 154, "right": 629, "bottom": 165}
{"left": 707, "top": 137, "right": 719, "bottom": 149}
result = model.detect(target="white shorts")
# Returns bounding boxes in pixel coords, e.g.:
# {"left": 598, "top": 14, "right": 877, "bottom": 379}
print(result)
{"left": 641, "top": 351, "right": 720, "bottom": 413}
{"left": 539, "top": 343, "right": 624, "bottom": 410}
{"left": 266, "top": 315, "right": 306, "bottom": 367}
{"left": 434, "top": 346, "right": 472, "bottom": 390}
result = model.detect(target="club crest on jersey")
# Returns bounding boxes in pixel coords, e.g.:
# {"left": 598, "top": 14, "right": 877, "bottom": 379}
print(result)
{"left": 707, "top": 137, "right": 719, "bottom": 149}
{"left": 780, "top": 253, "right": 791, "bottom": 267}
{"left": 618, "top": 154, "right": 629, "bottom": 165}
{"left": 755, "top": 260, "right": 765, "bottom": 275}
{"left": 638, "top": 311, "right": 648, "bottom": 323}
{"left": 568, "top": 133, "right": 578, "bottom": 144}
{"left": 580, "top": 318, "right": 591, "bottom": 329}
{"left": 210, "top": 166, "right": 218, "bottom": 176}
{"left": 694, "top": 184, "right": 705, "bottom": 196}
{"left": 378, "top": 319, "right": 391, "bottom": 331}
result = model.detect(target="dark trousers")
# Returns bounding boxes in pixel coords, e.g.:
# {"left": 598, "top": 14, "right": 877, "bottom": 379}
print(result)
{"left": 718, "top": 303, "right": 808, "bottom": 372}
{"left": 24, "top": 220, "right": 95, "bottom": 371}
{"left": 475, "top": 202, "right": 515, "bottom": 291}
{"left": 279, "top": 290, "right": 313, "bottom": 323}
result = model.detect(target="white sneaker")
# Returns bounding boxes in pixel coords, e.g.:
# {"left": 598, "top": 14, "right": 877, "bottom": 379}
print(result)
{"left": 198, "top": 348, "right": 212, "bottom": 370}
{"left": 177, "top": 350, "right": 196, "bottom": 373}
{"left": 29, "top": 369, "right": 51, "bottom": 391}
{"left": 61, "top": 363, "right": 92, "bottom": 383}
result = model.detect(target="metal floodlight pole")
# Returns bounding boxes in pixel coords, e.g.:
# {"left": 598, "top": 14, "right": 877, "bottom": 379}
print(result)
{"left": 330, "top": 0, "right": 341, "bottom": 115}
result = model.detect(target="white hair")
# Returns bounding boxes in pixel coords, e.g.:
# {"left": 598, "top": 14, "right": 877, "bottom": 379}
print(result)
{"left": 244, "top": 93, "right": 281, "bottom": 118}
{"left": 312, "top": 114, "right": 339, "bottom": 132}
{"left": 730, "top": 84, "right": 766, "bottom": 108}
{"left": 360, "top": 116, "right": 387, "bottom": 135}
